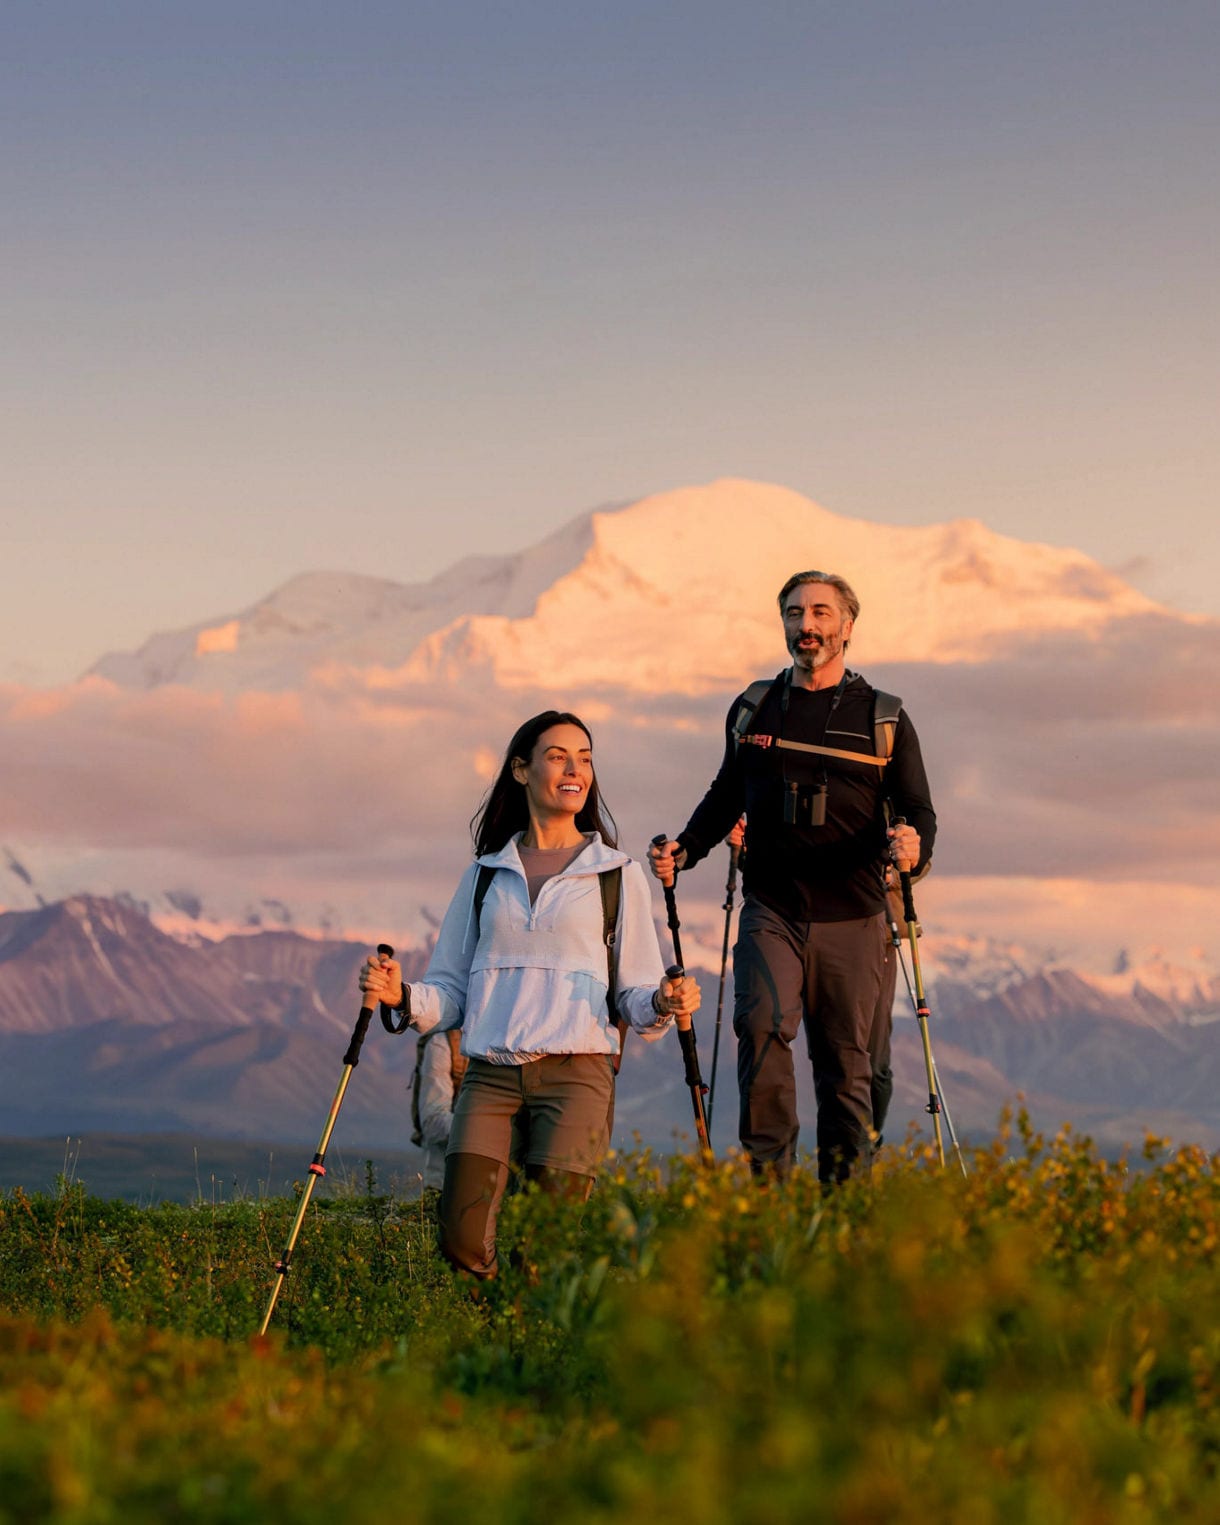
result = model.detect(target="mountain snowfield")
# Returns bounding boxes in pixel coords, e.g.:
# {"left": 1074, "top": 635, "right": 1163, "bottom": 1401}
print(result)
{"left": 89, "top": 480, "right": 1165, "bottom": 695}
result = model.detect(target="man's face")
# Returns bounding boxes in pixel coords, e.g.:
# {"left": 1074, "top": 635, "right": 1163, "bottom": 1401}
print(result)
{"left": 781, "top": 582, "right": 853, "bottom": 675}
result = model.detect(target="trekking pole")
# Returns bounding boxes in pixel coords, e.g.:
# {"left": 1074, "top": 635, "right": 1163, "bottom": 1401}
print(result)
{"left": 258, "top": 942, "right": 394, "bottom": 1337}
{"left": 886, "top": 911, "right": 968, "bottom": 1178}
{"left": 651, "top": 834, "right": 712, "bottom": 1161}
{"left": 888, "top": 824, "right": 945, "bottom": 1169}
{"left": 706, "top": 836, "right": 741, "bottom": 1130}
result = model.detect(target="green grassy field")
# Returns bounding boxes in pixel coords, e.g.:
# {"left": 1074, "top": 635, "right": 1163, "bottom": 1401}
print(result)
{"left": 0, "top": 1133, "right": 425, "bottom": 1206}
{"left": 2, "top": 1116, "right": 1218, "bottom": 1523}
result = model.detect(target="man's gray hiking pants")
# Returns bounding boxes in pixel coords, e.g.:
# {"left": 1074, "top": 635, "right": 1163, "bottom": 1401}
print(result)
{"left": 732, "top": 898, "right": 892, "bottom": 1183}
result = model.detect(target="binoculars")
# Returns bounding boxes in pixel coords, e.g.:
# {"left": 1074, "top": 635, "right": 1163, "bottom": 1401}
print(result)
{"left": 783, "top": 779, "right": 827, "bottom": 827}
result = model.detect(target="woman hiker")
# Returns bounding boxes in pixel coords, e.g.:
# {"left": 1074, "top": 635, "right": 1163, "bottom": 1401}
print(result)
{"left": 359, "top": 709, "right": 700, "bottom": 1279}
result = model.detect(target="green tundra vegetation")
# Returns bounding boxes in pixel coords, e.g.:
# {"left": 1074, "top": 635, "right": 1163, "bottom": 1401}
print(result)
{"left": 1, "top": 1116, "right": 1218, "bottom": 1524}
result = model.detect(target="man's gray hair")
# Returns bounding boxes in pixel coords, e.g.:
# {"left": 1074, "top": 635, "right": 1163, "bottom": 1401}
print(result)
{"left": 776, "top": 570, "right": 861, "bottom": 622}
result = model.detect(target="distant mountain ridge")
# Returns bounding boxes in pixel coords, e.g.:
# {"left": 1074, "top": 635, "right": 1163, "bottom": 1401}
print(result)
{"left": 0, "top": 895, "right": 432, "bottom": 1145}
{"left": 0, "top": 895, "right": 393, "bottom": 1035}
{"left": 88, "top": 480, "right": 1166, "bottom": 696}
{"left": 926, "top": 934, "right": 1220, "bottom": 1025}
{"left": 2, "top": 894, "right": 1218, "bottom": 1154}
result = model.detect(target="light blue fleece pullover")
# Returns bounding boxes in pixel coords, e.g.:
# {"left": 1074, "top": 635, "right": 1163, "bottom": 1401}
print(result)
{"left": 407, "top": 833, "right": 673, "bottom": 1063}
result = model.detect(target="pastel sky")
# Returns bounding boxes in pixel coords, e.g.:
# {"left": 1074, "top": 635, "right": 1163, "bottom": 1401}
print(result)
{"left": 5, "top": 1, "right": 1218, "bottom": 687}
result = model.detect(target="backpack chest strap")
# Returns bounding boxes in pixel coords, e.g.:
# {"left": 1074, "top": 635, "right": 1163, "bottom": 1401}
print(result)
{"left": 740, "top": 734, "right": 889, "bottom": 768}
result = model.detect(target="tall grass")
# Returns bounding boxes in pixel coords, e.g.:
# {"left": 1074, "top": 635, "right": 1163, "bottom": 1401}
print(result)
{"left": 1, "top": 1117, "right": 1218, "bottom": 1522}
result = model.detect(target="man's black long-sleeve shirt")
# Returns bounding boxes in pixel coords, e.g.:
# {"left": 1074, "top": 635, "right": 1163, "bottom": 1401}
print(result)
{"left": 677, "top": 672, "right": 937, "bottom": 923}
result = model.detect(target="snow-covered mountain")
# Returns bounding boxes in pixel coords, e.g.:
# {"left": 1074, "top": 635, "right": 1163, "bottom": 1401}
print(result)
{"left": 89, "top": 480, "right": 1165, "bottom": 696}
{"left": 3, "top": 475, "right": 1214, "bottom": 1006}
{"left": 922, "top": 934, "right": 1220, "bottom": 1021}
{"left": 89, "top": 509, "right": 600, "bottom": 693}
{"left": 0, "top": 845, "right": 363, "bottom": 947}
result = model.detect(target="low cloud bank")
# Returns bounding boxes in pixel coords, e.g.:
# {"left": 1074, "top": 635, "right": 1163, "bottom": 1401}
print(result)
{"left": 0, "top": 614, "right": 1216, "bottom": 958}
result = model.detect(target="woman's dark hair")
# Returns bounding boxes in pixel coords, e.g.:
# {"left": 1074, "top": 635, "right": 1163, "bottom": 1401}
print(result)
{"left": 471, "top": 710, "right": 618, "bottom": 855}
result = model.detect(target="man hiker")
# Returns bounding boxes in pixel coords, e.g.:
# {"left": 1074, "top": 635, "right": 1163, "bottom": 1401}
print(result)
{"left": 649, "top": 569, "right": 936, "bottom": 1184}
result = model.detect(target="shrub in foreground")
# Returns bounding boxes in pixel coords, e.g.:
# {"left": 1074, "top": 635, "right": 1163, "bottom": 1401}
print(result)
{"left": 0, "top": 1124, "right": 1217, "bottom": 1523}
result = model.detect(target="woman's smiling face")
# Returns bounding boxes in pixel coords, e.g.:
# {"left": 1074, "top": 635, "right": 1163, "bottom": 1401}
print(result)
{"left": 511, "top": 722, "right": 593, "bottom": 822}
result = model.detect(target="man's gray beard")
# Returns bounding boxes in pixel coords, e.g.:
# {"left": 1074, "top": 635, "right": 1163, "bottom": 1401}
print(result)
{"left": 790, "top": 638, "right": 839, "bottom": 669}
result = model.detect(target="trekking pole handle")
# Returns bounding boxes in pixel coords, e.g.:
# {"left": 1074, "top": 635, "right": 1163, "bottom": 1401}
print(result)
{"left": 888, "top": 818, "right": 919, "bottom": 924}
{"left": 888, "top": 815, "right": 917, "bottom": 872}
{"left": 363, "top": 944, "right": 395, "bottom": 1009}
{"left": 651, "top": 834, "right": 685, "bottom": 969}
{"left": 650, "top": 832, "right": 680, "bottom": 888}
{"left": 678, "top": 1022, "right": 706, "bottom": 1092}
{"left": 345, "top": 943, "right": 394, "bottom": 1066}
{"left": 661, "top": 962, "right": 695, "bottom": 1032}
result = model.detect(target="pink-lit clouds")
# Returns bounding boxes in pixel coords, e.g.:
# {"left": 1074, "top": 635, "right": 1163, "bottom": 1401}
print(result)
{"left": 1, "top": 486, "right": 1216, "bottom": 963}
{"left": 0, "top": 597, "right": 1216, "bottom": 971}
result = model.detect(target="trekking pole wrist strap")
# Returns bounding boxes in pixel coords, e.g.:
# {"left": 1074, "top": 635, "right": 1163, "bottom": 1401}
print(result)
{"left": 379, "top": 986, "right": 411, "bottom": 1034}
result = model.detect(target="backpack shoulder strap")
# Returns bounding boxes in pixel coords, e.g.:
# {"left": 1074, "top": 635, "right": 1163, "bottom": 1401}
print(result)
{"left": 733, "top": 675, "right": 783, "bottom": 747}
{"left": 598, "top": 866, "right": 622, "bottom": 1000}
{"left": 599, "top": 866, "right": 627, "bottom": 1073}
{"left": 473, "top": 863, "right": 496, "bottom": 935}
{"left": 871, "top": 689, "right": 903, "bottom": 763}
